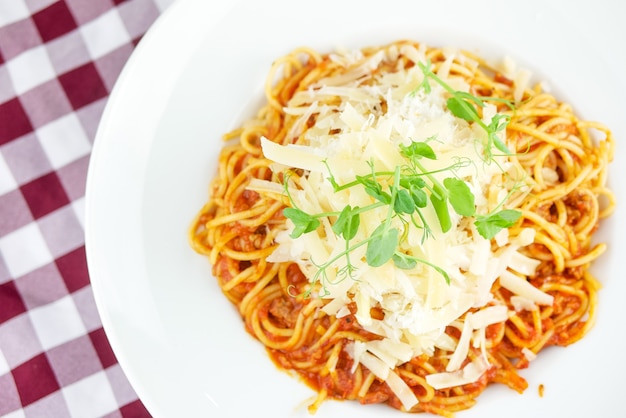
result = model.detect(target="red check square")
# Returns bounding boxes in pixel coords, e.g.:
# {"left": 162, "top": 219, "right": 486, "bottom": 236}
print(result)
{"left": 0, "top": 98, "right": 33, "bottom": 146}
{"left": 89, "top": 328, "right": 118, "bottom": 369}
{"left": 55, "top": 246, "right": 89, "bottom": 292}
{"left": 119, "top": 399, "right": 151, "bottom": 417}
{"left": 20, "top": 172, "right": 70, "bottom": 219}
{"left": 0, "top": 281, "right": 28, "bottom": 323}
{"left": 11, "top": 353, "right": 60, "bottom": 406}
{"left": 32, "top": 2, "right": 78, "bottom": 43}
{"left": 58, "top": 62, "right": 108, "bottom": 110}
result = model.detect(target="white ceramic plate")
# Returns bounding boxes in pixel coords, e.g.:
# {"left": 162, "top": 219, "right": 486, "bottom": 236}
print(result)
{"left": 85, "top": 0, "right": 626, "bottom": 417}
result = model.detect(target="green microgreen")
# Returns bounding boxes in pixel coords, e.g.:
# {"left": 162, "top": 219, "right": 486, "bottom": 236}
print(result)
{"left": 474, "top": 209, "right": 522, "bottom": 239}
{"left": 283, "top": 207, "right": 320, "bottom": 238}
{"left": 417, "top": 61, "right": 515, "bottom": 160}
{"left": 332, "top": 205, "right": 361, "bottom": 241}
{"left": 366, "top": 224, "right": 399, "bottom": 267}
{"left": 392, "top": 252, "right": 417, "bottom": 269}
{"left": 444, "top": 177, "right": 475, "bottom": 217}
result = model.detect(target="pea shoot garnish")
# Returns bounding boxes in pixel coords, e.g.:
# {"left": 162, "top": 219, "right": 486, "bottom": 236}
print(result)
{"left": 417, "top": 60, "right": 515, "bottom": 160}
{"left": 279, "top": 60, "right": 523, "bottom": 294}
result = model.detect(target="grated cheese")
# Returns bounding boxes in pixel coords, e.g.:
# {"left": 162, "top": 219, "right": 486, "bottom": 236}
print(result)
{"left": 425, "top": 356, "right": 490, "bottom": 390}
{"left": 259, "top": 45, "right": 543, "bottom": 402}
{"left": 522, "top": 347, "right": 537, "bottom": 362}
{"left": 499, "top": 270, "right": 554, "bottom": 306}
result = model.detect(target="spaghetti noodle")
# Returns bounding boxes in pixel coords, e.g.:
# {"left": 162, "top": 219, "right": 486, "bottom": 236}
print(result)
{"left": 189, "top": 40, "right": 614, "bottom": 416}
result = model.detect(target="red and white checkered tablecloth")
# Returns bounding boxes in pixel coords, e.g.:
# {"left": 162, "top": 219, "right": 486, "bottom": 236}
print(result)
{"left": 0, "top": 1, "right": 176, "bottom": 416}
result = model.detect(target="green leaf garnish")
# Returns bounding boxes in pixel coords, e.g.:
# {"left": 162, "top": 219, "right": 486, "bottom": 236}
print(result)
{"left": 446, "top": 95, "right": 481, "bottom": 122}
{"left": 474, "top": 209, "right": 522, "bottom": 239}
{"left": 399, "top": 141, "right": 437, "bottom": 160}
{"left": 394, "top": 188, "right": 416, "bottom": 214}
{"left": 283, "top": 207, "right": 320, "bottom": 238}
{"left": 487, "top": 113, "right": 512, "bottom": 154}
{"left": 430, "top": 192, "right": 451, "bottom": 233}
{"left": 366, "top": 225, "right": 399, "bottom": 267}
{"left": 392, "top": 252, "right": 417, "bottom": 269}
{"left": 409, "top": 185, "right": 428, "bottom": 208}
{"left": 444, "top": 177, "right": 475, "bottom": 217}
{"left": 363, "top": 181, "right": 391, "bottom": 204}
{"left": 399, "top": 175, "right": 426, "bottom": 189}
{"left": 332, "top": 205, "right": 360, "bottom": 241}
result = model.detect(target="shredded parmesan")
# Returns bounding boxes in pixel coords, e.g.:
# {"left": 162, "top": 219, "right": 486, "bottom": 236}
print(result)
{"left": 426, "top": 356, "right": 490, "bottom": 390}
{"left": 522, "top": 347, "right": 537, "bottom": 362}
{"left": 499, "top": 270, "right": 554, "bottom": 306}
{"left": 260, "top": 45, "right": 542, "bottom": 400}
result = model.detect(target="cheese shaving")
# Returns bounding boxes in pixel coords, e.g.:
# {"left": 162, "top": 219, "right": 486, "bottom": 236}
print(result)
{"left": 260, "top": 45, "right": 542, "bottom": 398}
{"left": 426, "top": 357, "right": 490, "bottom": 390}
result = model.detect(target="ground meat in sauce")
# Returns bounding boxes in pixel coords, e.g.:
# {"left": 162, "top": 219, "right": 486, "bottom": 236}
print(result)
{"left": 268, "top": 297, "right": 299, "bottom": 328}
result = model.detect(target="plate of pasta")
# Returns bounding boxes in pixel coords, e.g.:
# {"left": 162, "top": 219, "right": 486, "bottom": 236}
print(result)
{"left": 85, "top": 0, "right": 626, "bottom": 417}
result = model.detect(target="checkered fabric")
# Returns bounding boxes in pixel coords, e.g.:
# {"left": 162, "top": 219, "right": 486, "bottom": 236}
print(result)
{"left": 0, "top": 0, "right": 176, "bottom": 416}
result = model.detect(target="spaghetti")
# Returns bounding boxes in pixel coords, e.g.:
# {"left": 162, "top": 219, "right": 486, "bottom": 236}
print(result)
{"left": 189, "top": 40, "right": 614, "bottom": 416}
